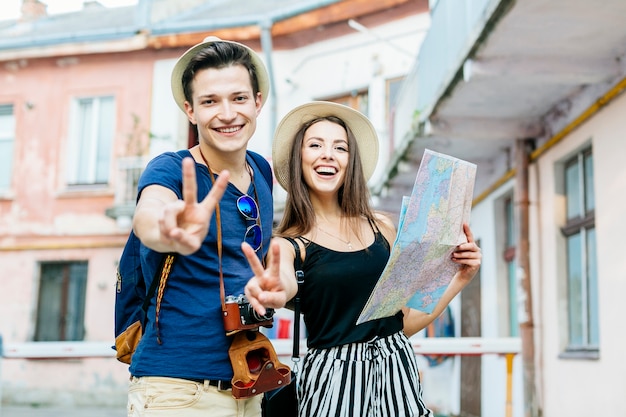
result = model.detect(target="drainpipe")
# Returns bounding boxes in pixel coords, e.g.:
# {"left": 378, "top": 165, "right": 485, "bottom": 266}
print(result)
{"left": 259, "top": 19, "right": 277, "bottom": 139}
{"left": 515, "top": 138, "right": 539, "bottom": 417}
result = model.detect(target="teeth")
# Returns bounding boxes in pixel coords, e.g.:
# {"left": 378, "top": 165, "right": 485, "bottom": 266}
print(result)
{"left": 216, "top": 126, "right": 241, "bottom": 133}
{"left": 316, "top": 167, "right": 336, "bottom": 174}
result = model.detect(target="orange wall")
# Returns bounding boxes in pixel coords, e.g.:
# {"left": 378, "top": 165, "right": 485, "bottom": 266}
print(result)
{"left": 0, "top": 46, "right": 181, "bottom": 406}
{"left": 0, "top": 48, "right": 179, "bottom": 237}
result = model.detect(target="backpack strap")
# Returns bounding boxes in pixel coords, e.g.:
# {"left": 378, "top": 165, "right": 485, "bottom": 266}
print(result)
{"left": 284, "top": 237, "right": 304, "bottom": 360}
{"left": 154, "top": 253, "right": 175, "bottom": 343}
{"left": 141, "top": 256, "right": 166, "bottom": 314}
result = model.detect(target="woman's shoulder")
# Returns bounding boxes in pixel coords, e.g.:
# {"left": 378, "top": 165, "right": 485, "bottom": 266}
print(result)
{"left": 372, "top": 211, "right": 397, "bottom": 243}
{"left": 273, "top": 235, "right": 309, "bottom": 265}
{"left": 373, "top": 211, "right": 395, "bottom": 230}
{"left": 274, "top": 233, "right": 311, "bottom": 247}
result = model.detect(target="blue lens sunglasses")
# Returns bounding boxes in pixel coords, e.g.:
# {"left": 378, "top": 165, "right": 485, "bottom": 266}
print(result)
{"left": 237, "top": 194, "right": 262, "bottom": 252}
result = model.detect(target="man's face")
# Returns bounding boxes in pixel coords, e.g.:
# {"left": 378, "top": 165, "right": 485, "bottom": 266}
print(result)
{"left": 184, "top": 64, "right": 262, "bottom": 155}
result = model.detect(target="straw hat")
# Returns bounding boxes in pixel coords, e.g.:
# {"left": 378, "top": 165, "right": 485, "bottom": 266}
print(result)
{"left": 170, "top": 36, "right": 270, "bottom": 112}
{"left": 272, "top": 101, "right": 379, "bottom": 191}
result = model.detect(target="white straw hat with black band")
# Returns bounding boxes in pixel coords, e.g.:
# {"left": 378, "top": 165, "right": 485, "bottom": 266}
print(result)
{"left": 272, "top": 101, "right": 379, "bottom": 191}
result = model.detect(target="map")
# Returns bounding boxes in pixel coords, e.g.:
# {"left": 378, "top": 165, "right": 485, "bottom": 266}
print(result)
{"left": 357, "top": 149, "right": 477, "bottom": 324}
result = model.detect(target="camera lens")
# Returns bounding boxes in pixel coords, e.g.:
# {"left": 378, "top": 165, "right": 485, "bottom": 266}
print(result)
{"left": 252, "top": 306, "right": 274, "bottom": 322}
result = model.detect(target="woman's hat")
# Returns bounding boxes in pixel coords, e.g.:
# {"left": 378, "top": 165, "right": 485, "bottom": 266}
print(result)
{"left": 170, "top": 36, "right": 270, "bottom": 112}
{"left": 272, "top": 101, "right": 379, "bottom": 191}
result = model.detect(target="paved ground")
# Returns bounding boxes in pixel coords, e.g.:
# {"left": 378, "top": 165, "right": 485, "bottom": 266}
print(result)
{"left": 0, "top": 405, "right": 125, "bottom": 417}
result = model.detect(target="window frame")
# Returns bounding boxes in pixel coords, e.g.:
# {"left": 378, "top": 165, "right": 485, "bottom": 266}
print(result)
{"left": 559, "top": 147, "right": 599, "bottom": 359}
{"left": 320, "top": 88, "right": 369, "bottom": 115}
{"left": 35, "top": 261, "right": 88, "bottom": 342}
{"left": 0, "top": 104, "right": 16, "bottom": 193}
{"left": 503, "top": 195, "right": 519, "bottom": 337}
{"left": 66, "top": 95, "right": 116, "bottom": 187}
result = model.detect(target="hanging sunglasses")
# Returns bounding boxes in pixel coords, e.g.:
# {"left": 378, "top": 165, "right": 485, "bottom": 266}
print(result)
{"left": 237, "top": 195, "right": 262, "bottom": 251}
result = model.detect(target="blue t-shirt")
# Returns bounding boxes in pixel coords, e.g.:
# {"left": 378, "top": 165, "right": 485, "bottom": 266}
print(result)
{"left": 128, "top": 149, "right": 273, "bottom": 381}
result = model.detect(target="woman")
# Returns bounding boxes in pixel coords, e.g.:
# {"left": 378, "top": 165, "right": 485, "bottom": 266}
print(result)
{"left": 244, "top": 101, "right": 481, "bottom": 417}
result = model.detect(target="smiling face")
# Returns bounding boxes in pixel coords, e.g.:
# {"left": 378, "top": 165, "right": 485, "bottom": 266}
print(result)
{"left": 184, "top": 64, "right": 262, "bottom": 156}
{"left": 300, "top": 120, "right": 350, "bottom": 197}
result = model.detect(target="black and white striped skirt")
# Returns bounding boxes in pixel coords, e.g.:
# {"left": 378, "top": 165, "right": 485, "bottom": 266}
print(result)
{"left": 298, "top": 331, "right": 433, "bottom": 417}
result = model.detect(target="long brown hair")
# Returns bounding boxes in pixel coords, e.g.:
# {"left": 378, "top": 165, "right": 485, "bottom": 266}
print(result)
{"left": 275, "top": 116, "right": 377, "bottom": 239}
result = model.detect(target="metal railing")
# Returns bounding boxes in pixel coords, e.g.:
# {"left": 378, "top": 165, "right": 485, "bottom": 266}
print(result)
{"left": 0, "top": 336, "right": 520, "bottom": 416}
{"left": 105, "top": 156, "right": 149, "bottom": 226}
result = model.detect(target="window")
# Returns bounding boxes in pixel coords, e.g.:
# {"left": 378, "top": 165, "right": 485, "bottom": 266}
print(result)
{"left": 67, "top": 96, "right": 115, "bottom": 186}
{"left": 386, "top": 76, "right": 405, "bottom": 121}
{"left": 562, "top": 148, "right": 598, "bottom": 352}
{"left": 35, "top": 261, "right": 88, "bottom": 341}
{"left": 0, "top": 104, "right": 15, "bottom": 191}
{"left": 324, "top": 89, "right": 369, "bottom": 115}
{"left": 503, "top": 196, "right": 519, "bottom": 337}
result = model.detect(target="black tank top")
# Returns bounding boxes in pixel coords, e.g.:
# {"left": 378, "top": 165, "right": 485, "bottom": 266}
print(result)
{"left": 298, "top": 225, "right": 403, "bottom": 349}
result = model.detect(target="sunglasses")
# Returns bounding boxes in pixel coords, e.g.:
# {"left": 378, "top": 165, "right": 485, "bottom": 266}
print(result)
{"left": 237, "top": 195, "right": 262, "bottom": 252}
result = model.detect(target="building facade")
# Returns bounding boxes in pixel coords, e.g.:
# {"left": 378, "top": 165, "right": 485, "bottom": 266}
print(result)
{"left": 1, "top": 0, "right": 438, "bottom": 409}
{"left": 388, "top": 0, "right": 626, "bottom": 416}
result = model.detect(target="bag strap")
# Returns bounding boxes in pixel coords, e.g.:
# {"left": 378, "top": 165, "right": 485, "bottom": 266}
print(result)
{"left": 141, "top": 254, "right": 169, "bottom": 312}
{"left": 154, "top": 253, "right": 175, "bottom": 343}
{"left": 285, "top": 237, "right": 304, "bottom": 360}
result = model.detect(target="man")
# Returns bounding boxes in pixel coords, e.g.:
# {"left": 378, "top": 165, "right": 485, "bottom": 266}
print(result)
{"left": 128, "top": 37, "right": 296, "bottom": 417}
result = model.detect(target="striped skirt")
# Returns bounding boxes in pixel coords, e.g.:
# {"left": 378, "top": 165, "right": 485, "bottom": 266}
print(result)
{"left": 298, "top": 331, "right": 433, "bottom": 417}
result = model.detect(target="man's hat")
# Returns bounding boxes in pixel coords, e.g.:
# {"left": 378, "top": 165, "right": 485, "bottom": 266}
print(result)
{"left": 272, "top": 101, "right": 379, "bottom": 191}
{"left": 170, "top": 36, "right": 270, "bottom": 112}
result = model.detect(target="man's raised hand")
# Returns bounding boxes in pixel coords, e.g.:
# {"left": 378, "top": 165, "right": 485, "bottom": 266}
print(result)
{"left": 160, "top": 157, "right": 229, "bottom": 255}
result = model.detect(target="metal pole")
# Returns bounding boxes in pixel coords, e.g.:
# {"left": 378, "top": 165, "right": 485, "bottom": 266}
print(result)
{"left": 259, "top": 21, "right": 277, "bottom": 142}
{"left": 505, "top": 352, "right": 515, "bottom": 417}
{"left": 515, "top": 138, "right": 539, "bottom": 417}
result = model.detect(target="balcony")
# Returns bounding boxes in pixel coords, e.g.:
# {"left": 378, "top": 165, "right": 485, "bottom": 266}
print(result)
{"left": 105, "top": 156, "right": 149, "bottom": 228}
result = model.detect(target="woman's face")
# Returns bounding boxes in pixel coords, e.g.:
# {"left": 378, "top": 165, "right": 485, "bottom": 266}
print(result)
{"left": 300, "top": 120, "right": 350, "bottom": 196}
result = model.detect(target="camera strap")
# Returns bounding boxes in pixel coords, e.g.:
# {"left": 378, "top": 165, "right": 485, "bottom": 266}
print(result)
{"left": 199, "top": 149, "right": 228, "bottom": 312}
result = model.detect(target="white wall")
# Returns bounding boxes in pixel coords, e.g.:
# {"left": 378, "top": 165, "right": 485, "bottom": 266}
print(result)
{"left": 533, "top": 90, "right": 626, "bottom": 417}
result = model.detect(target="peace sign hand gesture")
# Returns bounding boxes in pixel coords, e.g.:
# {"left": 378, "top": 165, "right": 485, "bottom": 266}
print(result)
{"left": 159, "top": 157, "right": 229, "bottom": 255}
{"left": 243, "top": 239, "right": 298, "bottom": 317}
{"left": 134, "top": 157, "right": 230, "bottom": 255}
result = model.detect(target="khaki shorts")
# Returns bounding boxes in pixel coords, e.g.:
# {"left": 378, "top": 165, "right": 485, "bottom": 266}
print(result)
{"left": 128, "top": 376, "right": 262, "bottom": 417}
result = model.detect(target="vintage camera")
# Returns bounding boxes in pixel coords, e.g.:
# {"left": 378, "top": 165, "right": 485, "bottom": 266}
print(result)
{"left": 223, "top": 294, "right": 275, "bottom": 335}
